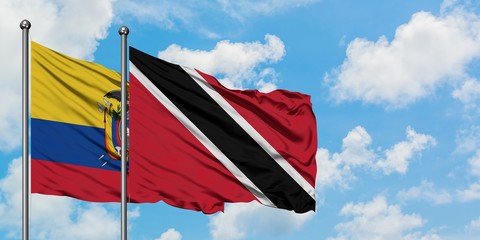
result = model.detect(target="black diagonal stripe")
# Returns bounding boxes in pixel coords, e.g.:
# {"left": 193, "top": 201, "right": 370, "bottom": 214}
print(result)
{"left": 130, "top": 47, "right": 315, "bottom": 213}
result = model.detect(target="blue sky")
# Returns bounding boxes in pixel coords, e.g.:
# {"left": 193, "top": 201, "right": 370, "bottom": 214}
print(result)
{"left": 1, "top": 0, "right": 480, "bottom": 239}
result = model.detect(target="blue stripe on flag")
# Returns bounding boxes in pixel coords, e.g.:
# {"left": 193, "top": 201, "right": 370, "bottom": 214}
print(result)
{"left": 31, "top": 118, "right": 122, "bottom": 171}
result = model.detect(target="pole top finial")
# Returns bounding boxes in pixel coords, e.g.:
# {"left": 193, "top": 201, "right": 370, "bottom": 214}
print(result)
{"left": 19, "top": 19, "right": 31, "bottom": 30}
{"left": 119, "top": 26, "right": 129, "bottom": 36}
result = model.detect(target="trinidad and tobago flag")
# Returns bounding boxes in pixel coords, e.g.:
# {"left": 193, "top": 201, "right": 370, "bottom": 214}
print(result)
{"left": 128, "top": 47, "right": 317, "bottom": 214}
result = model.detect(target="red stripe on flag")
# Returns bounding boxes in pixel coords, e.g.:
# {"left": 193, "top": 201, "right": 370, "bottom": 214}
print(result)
{"left": 32, "top": 159, "right": 121, "bottom": 202}
{"left": 128, "top": 73, "right": 256, "bottom": 214}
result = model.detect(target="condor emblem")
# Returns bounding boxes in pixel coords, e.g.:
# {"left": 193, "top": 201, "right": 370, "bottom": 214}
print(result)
{"left": 97, "top": 90, "right": 128, "bottom": 167}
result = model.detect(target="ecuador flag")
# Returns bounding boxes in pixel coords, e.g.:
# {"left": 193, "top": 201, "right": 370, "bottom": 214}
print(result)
{"left": 31, "top": 41, "right": 123, "bottom": 201}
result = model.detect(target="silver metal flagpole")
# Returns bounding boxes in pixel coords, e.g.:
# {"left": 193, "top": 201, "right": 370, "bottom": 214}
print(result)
{"left": 20, "top": 19, "right": 31, "bottom": 240}
{"left": 119, "top": 25, "right": 129, "bottom": 240}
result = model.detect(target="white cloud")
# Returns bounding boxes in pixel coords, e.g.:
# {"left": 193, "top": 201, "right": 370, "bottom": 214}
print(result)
{"left": 326, "top": 7, "right": 480, "bottom": 108}
{"left": 468, "top": 150, "right": 480, "bottom": 177}
{"left": 328, "top": 196, "right": 434, "bottom": 240}
{"left": 115, "top": 0, "right": 226, "bottom": 39}
{"left": 452, "top": 78, "right": 480, "bottom": 111}
{"left": 127, "top": 206, "right": 140, "bottom": 219}
{"left": 339, "top": 126, "right": 376, "bottom": 167}
{"left": 0, "top": 158, "right": 120, "bottom": 239}
{"left": 375, "top": 127, "right": 436, "bottom": 175}
{"left": 208, "top": 202, "right": 314, "bottom": 240}
{"left": 155, "top": 228, "right": 182, "bottom": 240}
{"left": 316, "top": 126, "right": 435, "bottom": 190}
{"left": 465, "top": 216, "right": 480, "bottom": 233}
{"left": 403, "top": 232, "right": 442, "bottom": 240}
{"left": 158, "top": 34, "right": 285, "bottom": 91}
{"left": 436, "top": 217, "right": 480, "bottom": 240}
{"left": 440, "top": 0, "right": 460, "bottom": 13}
{"left": 315, "top": 148, "right": 353, "bottom": 190}
{"left": 117, "top": 0, "right": 319, "bottom": 27}
{"left": 217, "top": 0, "right": 319, "bottom": 21}
{"left": 455, "top": 125, "right": 480, "bottom": 154}
{"left": 7, "top": 0, "right": 115, "bottom": 60}
{"left": 397, "top": 180, "right": 452, "bottom": 205}
{"left": 315, "top": 126, "right": 375, "bottom": 190}
{"left": 456, "top": 149, "right": 480, "bottom": 202}
{"left": 115, "top": 0, "right": 194, "bottom": 29}
{"left": 0, "top": 0, "right": 115, "bottom": 151}
{"left": 457, "top": 182, "right": 480, "bottom": 202}
{"left": 0, "top": 158, "right": 24, "bottom": 231}
{"left": 34, "top": 202, "right": 119, "bottom": 240}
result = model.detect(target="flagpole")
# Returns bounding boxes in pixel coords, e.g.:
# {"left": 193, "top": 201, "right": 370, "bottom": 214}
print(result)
{"left": 20, "top": 19, "right": 31, "bottom": 240}
{"left": 119, "top": 25, "right": 129, "bottom": 240}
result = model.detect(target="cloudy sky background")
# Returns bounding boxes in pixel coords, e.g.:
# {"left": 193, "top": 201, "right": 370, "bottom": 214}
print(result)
{"left": 1, "top": 0, "right": 480, "bottom": 239}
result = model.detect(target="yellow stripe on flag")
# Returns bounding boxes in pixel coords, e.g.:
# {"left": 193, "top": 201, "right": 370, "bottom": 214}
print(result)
{"left": 31, "top": 41, "right": 121, "bottom": 128}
